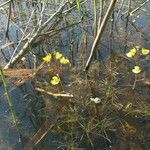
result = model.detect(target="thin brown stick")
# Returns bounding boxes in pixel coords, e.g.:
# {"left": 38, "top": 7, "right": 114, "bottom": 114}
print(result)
{"left": 93, "top": 0, "right": 97, "bottom": 37}
{"left": 125, "top": 0, "right": 150, "bottom": 18}
{"left": 0, "top": 0, "right": 11, "bottom": 8}
{"left": 4, "top": 1, "right": 68, "bottom": 69}
{"left": 35, "top": 87, "right": 73, "bottom": 98}
{"left": 6, "top": 0, "right": 12, "bottom": 37}
{"left": 84, "top": 0, "right": 117, "bottom": 72}
{"left": 98, "top": 0, "right": 104, "bottom": 28}
{"left": 0, "top": 35, "right": 29, "bottom": 50}
{"left": 3, "top": 69, "right": 33, "bottom": 78}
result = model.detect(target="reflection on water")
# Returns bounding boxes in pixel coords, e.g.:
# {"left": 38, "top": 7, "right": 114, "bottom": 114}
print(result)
{"left": 0, "top": 0, "right": 149, "bottom": 149}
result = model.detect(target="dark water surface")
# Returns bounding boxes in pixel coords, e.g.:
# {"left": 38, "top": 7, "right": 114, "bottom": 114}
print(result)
{"left": 0, "top": 0, "right": 149, "bottom": 149}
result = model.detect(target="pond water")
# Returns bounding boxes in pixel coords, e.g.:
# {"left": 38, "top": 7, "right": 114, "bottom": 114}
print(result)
{"left": 0, "top": 0, "right": 150, "bottom": 150}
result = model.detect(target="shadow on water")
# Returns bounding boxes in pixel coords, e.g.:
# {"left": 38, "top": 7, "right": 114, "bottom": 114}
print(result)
{"left": 0, "top": 0, "right": 150, "bottom": 149}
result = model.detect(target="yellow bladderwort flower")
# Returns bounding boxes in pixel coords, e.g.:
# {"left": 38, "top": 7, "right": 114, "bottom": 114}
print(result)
{"left": 60, "top": 57, "right": 69, "bottom": 65}
{"left": 55, "top": 51, "right": 62, "bottom": 60}
{"left": 43, "top": 53, "right": 52, "bottom": 63}
{"left": 142, "top": 48, "right": 149, "bottom": 55}
{"left": 50, "top": 76, "right": 60, "bottom": 85}
{"left": 126, "top": 48, "right": 137, "bottom": 58}
{"left": 132, "top": 66, "right": 141, "bottom": 74}
{"left": 126, "top": 52, "right": 134, "bottom": 58}
{"left": 130, "top": 48, "right": 137, "bottom": 53}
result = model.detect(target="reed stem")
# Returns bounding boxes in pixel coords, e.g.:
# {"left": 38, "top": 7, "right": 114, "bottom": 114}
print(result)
{"left": 0, "top": 66, "right": 22, "bottom": 144}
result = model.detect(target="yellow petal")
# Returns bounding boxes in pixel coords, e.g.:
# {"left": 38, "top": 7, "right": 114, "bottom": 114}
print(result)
{"left": 132, "top": 66, "right": 141, "bottom": 74}
{"left": 142, "top": 48, "right": 149, "bottom": 55}
{"left": 126, "top": 52, "right": 134, "bottom": 58}
{"left": 50, "top": 76, "right": 60, "bottom": 85}
{"left": 55, "top": 51, "right": 62, "bottom": 60}
{"left": 130, "top": 48, "right": 137, "bottom": 54}
{"left": 60, "top": 57, "right": 69, "bottom": 65}
{"left": 43, "top": 53, "right": 52, "bottom": 63}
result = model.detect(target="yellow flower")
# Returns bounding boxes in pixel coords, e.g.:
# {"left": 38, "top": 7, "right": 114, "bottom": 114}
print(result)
{"left": 132, "top": 66, "right": 141, "bottom": 74}
{"left": 142, "top": 48, "right": 149, "bottom": 55}
{"left": 43, "top": 53, "right": 52, "bottom": 63}
{"left": 130, "top": 48, "right": 137, "bottom": 54}
{"left": 60, "top": 57, "right": 69, "bottom": 65}
{"left": 126, "top": 52, "right": 134, "bottom": 58}
{"left": 126, "top": 48, "right": 137, "bottom": 58}
{"left": 55, "top": 51, "right": 62, "bottom": 60}
{"left": 50, "top": 76, "right": 60, "bottom": 85}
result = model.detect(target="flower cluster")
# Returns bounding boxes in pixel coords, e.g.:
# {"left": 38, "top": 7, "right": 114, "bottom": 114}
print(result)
{"left": 126, "top": 47, "right": 149, "bottom": 58}
{"left": 43, "top": 51, "right": 70, "bottom": 65}
{"left": 126, "top": 48, "right": 137, "bottom": 58}
{"left": 43, "top": 51, "right": 70, "bottom": 85}
{"left": 126, "top": 47, "right": 149, "bottom": 74}
{"left": 54, "top": 51, "right": 70, "bottom": 65}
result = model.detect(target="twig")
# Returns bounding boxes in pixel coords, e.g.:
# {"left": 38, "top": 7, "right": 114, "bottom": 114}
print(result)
{"left": 38, "top": 1, "right": 45, "bottom": 26}
{"left": 35, "top": 87, "right": 73, "bottom": 98}
{"left": 63, "top": 0, "right": 87, "bottom": 14}
{"left": 38, "top": 21, "right": 81, "bottom": 36}
{"left": 8, "top": 10, "right": 35, "bottom": 65}
{"left": 4, "top": 0, "right": 87, "bottom": 69}
{"left": 93, "top": 0, "right": 97, "bottom": 37}
{"left": 125, "top": 0, "right": 150, "bottom": 18}
{"left": 98, "top": 0, "right": 104, "bottom": 28}
{"left": 84, "top": 0, "right": 117, "bottom": 72}
{"left": 132, "top": 74, "right": 137, "bottom": 90}
{"left": 4, "top": 1, "right": 68, "bottom": 69}
{"left": 114, "top": 0, "right": 125, "bottom": 24}
{"left": 0, "top": 0, "right": 11, "bottom": 8}
{"left": 6, "top": 0, "right": 12, "bottom": 37}
{"left": 0, "top": 35, "right": 29, "bottom": 50}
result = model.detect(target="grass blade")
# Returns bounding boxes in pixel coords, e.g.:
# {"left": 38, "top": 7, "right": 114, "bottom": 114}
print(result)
{"left": 0, "top": 66, "right": 22, "bottom": 143}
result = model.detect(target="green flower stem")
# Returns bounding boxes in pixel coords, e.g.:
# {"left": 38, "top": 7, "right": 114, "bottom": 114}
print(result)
{"left": 76, "top": 0, "right": 81, "bottom": 12}
{"left": 0, "top": 66, "right": 22, "bottom": 142}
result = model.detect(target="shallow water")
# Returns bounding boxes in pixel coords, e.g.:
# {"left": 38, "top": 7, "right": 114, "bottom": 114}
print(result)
{"left": 0, "top": 0, "right": 150, "bottom": 149}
